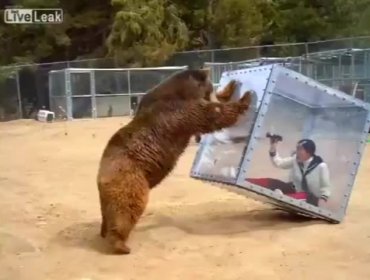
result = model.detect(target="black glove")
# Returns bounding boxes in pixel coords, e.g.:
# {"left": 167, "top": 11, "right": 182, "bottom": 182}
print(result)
{"left": 266, "top": 132, "right": 283, "bottom": 144}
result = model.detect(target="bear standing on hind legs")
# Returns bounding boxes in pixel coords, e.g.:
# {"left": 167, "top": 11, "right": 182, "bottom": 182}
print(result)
{"left": 97, "top": 92, "right": 253, "bottom": 255}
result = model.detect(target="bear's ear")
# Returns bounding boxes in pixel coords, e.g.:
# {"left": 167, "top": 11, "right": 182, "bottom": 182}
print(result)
{"left": 201, "top": 68, "right": 211, "bottom": 78}
{"left": 188, "top": 68, "right": 210, "bottom": 83}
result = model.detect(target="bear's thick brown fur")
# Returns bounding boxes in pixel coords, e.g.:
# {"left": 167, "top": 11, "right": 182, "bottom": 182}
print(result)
{"left": 194, "top": 79, "right": 238, "bottom": 143}
{"left": 134, "top": 69, "right": 214, "bottom": 116}
{"left": 97, "top": 92, "right": 252, "bottom": 255}
{"left": 134, "top": 69, "right": 238, "bottom": 144}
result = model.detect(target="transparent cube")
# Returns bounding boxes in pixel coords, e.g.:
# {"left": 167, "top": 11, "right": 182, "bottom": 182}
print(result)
{"left": 191, "top": 65, "right": 370, "bottom": 223}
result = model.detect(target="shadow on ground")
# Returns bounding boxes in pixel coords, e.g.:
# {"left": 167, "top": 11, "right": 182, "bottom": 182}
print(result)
{"left": 52, "top": 221, "right": 111, "bottom": 254}
{"left": 138, "top": 208, "right": 325, "bottom": 235}
{"left": 53, "top": 201, "right": 328, "bottom": 254}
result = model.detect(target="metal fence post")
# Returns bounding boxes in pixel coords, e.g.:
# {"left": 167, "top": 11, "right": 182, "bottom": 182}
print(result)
{"left": 91, "top": 70, "right": 97, "bottom": 119}
{"left": 127, "top": 69, "right": 132, "bottom": 116}
{"left": 15, "top": 69, "right": 22, "bottom": 119}
{"left": 304, "top": 42, "right": 309, "bottom": 57}
{"left": 65, "top": 68, "right": 73, "bottom": 120}
{"left": 48, "top": 70, "right": 53, "bottom": 115}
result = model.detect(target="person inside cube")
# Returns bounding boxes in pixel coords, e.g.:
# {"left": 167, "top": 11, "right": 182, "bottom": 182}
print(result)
{"left": 247, "top": 136, "right": 332, "bottom": 207}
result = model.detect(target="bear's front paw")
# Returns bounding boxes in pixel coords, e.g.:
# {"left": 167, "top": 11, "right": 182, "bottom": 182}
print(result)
{"left": 227, "top": 79, "right": 238, "bottom": 90}
{"left": 237, "top": 91, "right": 253, "bottom": 112}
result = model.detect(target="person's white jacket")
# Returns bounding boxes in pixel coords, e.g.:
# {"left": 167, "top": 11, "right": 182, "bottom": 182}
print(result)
{"left": 270, "top": 153, "right": 331, "bottom": 201}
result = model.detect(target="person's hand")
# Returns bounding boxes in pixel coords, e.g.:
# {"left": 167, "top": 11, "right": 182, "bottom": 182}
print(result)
{"left": 269, "top": 142, "right": 277, "bottom": 154}
{"left": 269, "top": 136, "right": 280, "bottom": 145}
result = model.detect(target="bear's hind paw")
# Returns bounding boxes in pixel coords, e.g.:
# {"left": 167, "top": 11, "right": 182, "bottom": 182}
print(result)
{"left": 113, "top": 240, "right": 131, "bottom": 255}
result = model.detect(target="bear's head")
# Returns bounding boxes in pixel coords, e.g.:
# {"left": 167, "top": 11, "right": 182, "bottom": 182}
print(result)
{"left": 135, "top": 68, "right": 214, "bottom": 116}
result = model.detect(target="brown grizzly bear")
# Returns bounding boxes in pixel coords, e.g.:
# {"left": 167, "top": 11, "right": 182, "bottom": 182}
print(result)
{"left": 97, "top": 92, "right": 252, "bottom": 255}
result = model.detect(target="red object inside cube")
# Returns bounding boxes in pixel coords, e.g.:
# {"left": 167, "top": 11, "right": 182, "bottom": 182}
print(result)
{"left": 246, "top": 178, "right": 307, "bottom": 200}
{"left": 286, "top": 192, "right": 307, "bottom": 200}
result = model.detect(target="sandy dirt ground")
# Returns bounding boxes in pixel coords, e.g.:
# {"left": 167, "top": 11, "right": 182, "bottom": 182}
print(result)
{"left": 1, "top": 117, "right": 370, "bottom": 280}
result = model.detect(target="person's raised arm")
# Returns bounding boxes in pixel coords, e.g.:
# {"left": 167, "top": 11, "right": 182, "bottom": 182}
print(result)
{"left": 269, "top": 141, "right": 294, "bottom": 169}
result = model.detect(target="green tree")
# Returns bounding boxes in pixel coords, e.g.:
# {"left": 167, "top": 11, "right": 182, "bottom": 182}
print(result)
{"left": 269, "top": 0, "right": 363, "bottom": 43}
{"left": 210, "top": 0, "right": 264, "bottom": 48}
{"left": 353, "top": 0, "right": 370, "bottom": 37}
{"left": 60, "top": 0, "right": 113, "bottom": 60}
{"left": 171, "top": 0, "right": 210, "bottom": 49}
{"left": 1, "top": 0, "right": 370, "bottom": 67}
{"left": 106, "top": 0, "right": 189, "bottom": 67}
{"left": 0, "top": 0, "right": 112, "bottom": 65}
{"left": 0, "top": 0, "right": 68, "bottom": 65}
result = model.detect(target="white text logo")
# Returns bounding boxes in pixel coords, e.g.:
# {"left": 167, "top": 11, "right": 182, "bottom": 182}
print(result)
{"left": 4, "top": 8, "right": 63, "bottom": 24}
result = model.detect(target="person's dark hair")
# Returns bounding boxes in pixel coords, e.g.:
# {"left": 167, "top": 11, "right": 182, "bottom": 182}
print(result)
{"left": 297, "top": 139, "right": 316, "bottom": 155}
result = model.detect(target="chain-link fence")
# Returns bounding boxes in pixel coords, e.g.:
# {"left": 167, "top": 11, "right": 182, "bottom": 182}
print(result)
{"left": 0, "top": 58, "right": 118, "bottom": 121}
{"left": 0, "top": 67, "right": 21, "bottom": 121}
{"left": 204, "top": 57, "right": 306, "bottom": 86}
{"left": 199, "top": 37, "right": 370, "bottom": 102}
{"left": 49, "top": 66, "right": 187, "bottom": 120}
{"left": 204, "top": 49, "right": 370, "bottom": 102}
{"left": 303, "top": 48, "right": 370, "bottom": 102}
{"left": 170, "top": 36, "right": 370, "bottom": 66}
{"left": 2, "top": 36, "right": 370, "bottom": 121}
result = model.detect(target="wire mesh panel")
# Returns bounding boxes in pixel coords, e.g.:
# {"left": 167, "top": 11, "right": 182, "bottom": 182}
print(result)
{"left": 129, "top": 67, "right": 187, "bottom": 94}
{"left": 94, "top": 70, "right": 129, "bottom": 95}
{"left": 0, "top": 69, "right": 21, "bottom": 121}
{"left": 93, "top": 69, "right": 130, "bottom": 117}
{"left": 301, "top": 49, "right": 370, "bottom": 101}
{"left": 63, "top": 66, "right": 187, "bottom": 118}
{"left": 69, "top": 71, "right": 93, "bottom": 119}
{"left": 49, "top": 70, "right": 67, "bottom": 120}
{"left": 128, "top": 66, "right": 187, "bottom": 113}
{"left": 95, "top": 95, "right": 131, "bottom": 117}
{"left": 205, "top": 57, "right": 303, "bottom": 86}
